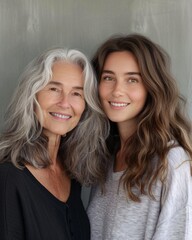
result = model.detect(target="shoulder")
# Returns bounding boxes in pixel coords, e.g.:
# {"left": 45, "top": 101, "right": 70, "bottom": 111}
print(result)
{"left": 0, "top": 162, "right": 26, "bottom": 187}
{"left": 71, "top": 179, "right": 82, "bottom": 193}
{"left": 162, "top": 145, "right": 192, "bottom": 201}
{"left": 167, "top": 145, "right": 190, "bottom": 167}
{"left": 167, "top": 143, "right": 192, "bottom": 171}
{"left": 160, "top": 146, "right": 192, "bottom": 216}
{"left": 0, "top": 161, "right": 23, "bottom": 174}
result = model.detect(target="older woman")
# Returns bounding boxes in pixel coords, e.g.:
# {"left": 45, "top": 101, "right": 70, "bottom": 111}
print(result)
{"left": 0, "top": 48, "right": 109, "bottom": 240}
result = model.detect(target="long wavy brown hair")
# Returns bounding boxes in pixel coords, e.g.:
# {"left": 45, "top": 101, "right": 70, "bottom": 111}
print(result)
{"left": 92, "top": 33, "right": 192, "bottom": 201}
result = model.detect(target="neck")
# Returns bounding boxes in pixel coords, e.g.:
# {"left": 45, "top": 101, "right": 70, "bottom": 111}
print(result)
{"left": 117, "top": 120, "right": 137, "bottom": 144}
{"left": 47, "top": 134, "right": 61, "bottom": 167}
{"left": 114, "top": 120, "right": 137, "bottom": 172}
{"left": 114, "top": 146, "right": 127, "bottom": 172}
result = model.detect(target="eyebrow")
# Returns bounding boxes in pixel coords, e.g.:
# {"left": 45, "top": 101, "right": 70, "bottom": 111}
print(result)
{"left": 48, "top": 81, "right": 84, "bottom": 90}
{"left": 102, "top": 70, "right": 141, "bottom": 76}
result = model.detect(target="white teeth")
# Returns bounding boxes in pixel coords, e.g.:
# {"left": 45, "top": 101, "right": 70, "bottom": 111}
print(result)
{"left": 51, "top": 113, "right": 71, "bottom": 119}
{"left": 110, "top": 102, "right": 128, "bottom": 107}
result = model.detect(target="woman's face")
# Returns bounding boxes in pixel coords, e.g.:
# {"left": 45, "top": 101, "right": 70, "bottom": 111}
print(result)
{"left": 36, "top": 61, "right": 85, "bottom": 139}
{"left": 99, "top": 51, "right": 147, "bottom": 130}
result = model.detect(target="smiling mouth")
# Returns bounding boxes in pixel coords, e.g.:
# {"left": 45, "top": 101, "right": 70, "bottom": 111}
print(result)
{"left": 50, "top": 112, "right": 71, "bottom": 119}
{"left": 109, "top": 102, "right": 129, "bottom": 107}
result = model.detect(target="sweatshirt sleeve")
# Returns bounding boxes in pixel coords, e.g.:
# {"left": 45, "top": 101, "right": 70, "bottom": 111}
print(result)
{"left": 153, "top": 147, "right": 192, "bottom": 240}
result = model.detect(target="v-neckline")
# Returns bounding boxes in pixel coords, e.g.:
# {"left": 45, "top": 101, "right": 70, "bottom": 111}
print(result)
{"left": 24, "top": 166, "right": 72, "bottom": 206}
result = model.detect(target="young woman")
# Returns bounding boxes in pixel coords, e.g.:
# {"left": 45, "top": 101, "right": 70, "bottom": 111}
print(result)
{"left": 87, "top": 34, "right": 192, "bottom": 240}
{"left": 0, "top": 48, "right": 109, "bottom": 240}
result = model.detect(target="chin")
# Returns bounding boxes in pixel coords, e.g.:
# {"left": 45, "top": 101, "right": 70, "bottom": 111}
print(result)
{"left": 107, "top": 115, "right": 122, "bottom": 121}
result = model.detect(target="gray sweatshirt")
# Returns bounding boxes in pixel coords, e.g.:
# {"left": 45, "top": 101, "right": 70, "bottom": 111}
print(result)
{"left": 87, "top": 146, "right": 192, "bottom": 240}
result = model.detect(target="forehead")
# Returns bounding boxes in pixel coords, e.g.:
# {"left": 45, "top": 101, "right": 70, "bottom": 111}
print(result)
{"left": 103, "top": 51, "right": 139, "bottom": 72}
{"left": 52, "top": 61, "right": 83, "bottom": 74}
{"left": 51, "top": 61, "right": 84, "bottom": 83}
{"left": 39, "top": 61, "right": 84, "bottom": 90}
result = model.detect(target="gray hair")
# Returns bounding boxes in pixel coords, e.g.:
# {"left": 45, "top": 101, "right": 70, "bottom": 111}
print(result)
{"left": 0, "top": 48, "right": 110, "bottom": 185}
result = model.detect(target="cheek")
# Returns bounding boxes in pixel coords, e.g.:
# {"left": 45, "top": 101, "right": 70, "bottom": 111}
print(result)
{"left": 75, "top": 101, "right": 86, "bottom": 116}
{"left": 34, "top": 105, "right": 44, "bottom": 127}
{"left": 80, "top": 103, "right": 86, "bottom": 115}
{"left": 36, "top": 93, "right": 48, "bottom": 111}
{"left": 99, "top": 84, "right": 108, "bottom": 101}
{"left": 35, "top": 95, "right": 51, "bottom": 125}
{"left": 131, "top": 87, "right": 147, "bottom": 103}
{"left": 139, "top": 88, "right": 148, "bottom": 102}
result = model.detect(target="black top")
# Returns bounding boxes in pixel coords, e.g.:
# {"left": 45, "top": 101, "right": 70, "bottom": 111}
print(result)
{"left": 0, "top": 162, "right": 90, "bottom": 240}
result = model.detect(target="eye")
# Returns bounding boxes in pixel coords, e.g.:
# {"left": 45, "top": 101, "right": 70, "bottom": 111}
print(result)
{"left": 72, "top": 91, "right": 83, "bottom": 98}
{"left": 101, "top": 75, "right": 114, "bottom": 81}
{"left": 128, "top": 78, "right": 138, "bottom": 83}
{"left": 49, "top": 87, "right": 61, "bottom": 92}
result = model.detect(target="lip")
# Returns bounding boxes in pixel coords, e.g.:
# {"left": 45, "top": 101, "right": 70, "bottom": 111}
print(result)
{"left": 50, "top": 112, "right": 72, "bottom": 120}
{"left": 109, "top": 101, "right": 129, "bottom": 109}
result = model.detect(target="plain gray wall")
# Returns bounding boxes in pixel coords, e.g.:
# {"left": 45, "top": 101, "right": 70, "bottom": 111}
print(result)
{"left": 0, "top": 0, "right": 192, "bottom": 206}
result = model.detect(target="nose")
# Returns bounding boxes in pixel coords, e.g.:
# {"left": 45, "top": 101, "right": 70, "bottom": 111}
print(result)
{"left": 112, "top": 81, "right": 124, "bottom": 97}
{"left": 57, "top": 93, "right": 70, "bottom": 109}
